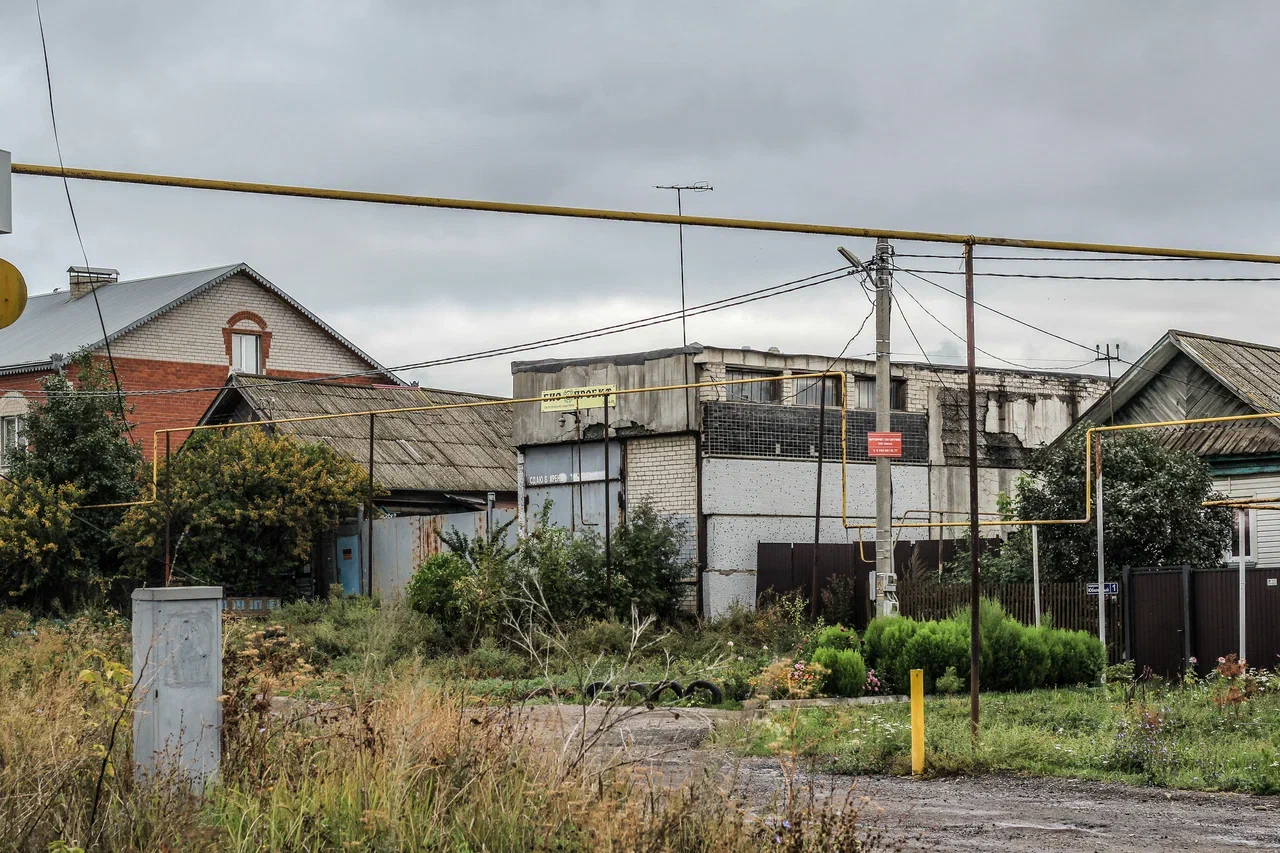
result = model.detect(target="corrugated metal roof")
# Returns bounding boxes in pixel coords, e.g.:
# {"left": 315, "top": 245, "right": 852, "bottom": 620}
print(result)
{"left": 215, "top": 376, "right": 515, "bottom": 494}
{"left": 1171, "top": 330, "right": 1280, "bottom": 414}
{"left": 0, "top": 263, "right": 395, "bottom": 380}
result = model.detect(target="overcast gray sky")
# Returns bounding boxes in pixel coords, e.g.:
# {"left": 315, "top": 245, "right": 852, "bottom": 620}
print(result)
{"left": 3, "top": 1, "right": 1280, "bottom": 394}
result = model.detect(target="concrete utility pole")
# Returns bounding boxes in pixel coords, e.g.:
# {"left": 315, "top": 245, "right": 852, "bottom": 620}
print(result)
{"left": 874, "top": 237, "right": 898, "bottom": 616}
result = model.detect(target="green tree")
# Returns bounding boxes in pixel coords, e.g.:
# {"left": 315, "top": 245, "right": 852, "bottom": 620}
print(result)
{"left": 117, "top": 428, "right": 370, "bottom": 596}
{"left": 607, "top": 501, "right": 693, "bottom": 621}
{"left": 950, "top": 430, "right": 1232, "bottom": 581}
{"left": 5, "top": 351, "right": 143, "bottom": 605}
{"left": 0, "top": 476, "right": 83, "bottom": 609}
{"left": 7, "top": 352, "right": 142, "bottom": 506}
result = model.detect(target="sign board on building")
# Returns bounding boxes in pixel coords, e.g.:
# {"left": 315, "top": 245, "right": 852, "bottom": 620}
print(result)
{"left": 1087, "top": 582, "right": 1120, "bottom": 596}
{"left": 526, "top": 469, "right": 606, "bottom": 487}
{"left": 540, "top": 384, "right": 617, "bottom": 413}
{"left": 867, "top": 432, "right": 903, "bottom": 458}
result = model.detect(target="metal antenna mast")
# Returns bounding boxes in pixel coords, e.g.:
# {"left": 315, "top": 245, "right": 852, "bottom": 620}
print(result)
{"left": 654, "top": 182, "right": 713, "bottom": 346}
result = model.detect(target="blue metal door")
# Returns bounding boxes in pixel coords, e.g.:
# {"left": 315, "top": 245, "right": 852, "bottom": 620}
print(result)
{"left": 336, "top": 535, "right": 361, "bottom": 595}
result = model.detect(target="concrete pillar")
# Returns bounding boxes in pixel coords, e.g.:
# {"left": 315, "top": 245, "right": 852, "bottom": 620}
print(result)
{"left": 132, "top": 586, "right": 222, "bottom": 791}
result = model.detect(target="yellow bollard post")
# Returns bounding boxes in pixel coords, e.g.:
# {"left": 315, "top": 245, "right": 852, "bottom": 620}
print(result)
{"left": 910, "top": 668, "right": 925, "bottom": 775}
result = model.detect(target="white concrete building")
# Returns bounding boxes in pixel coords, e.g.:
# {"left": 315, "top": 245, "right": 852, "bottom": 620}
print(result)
{"left": 512, "top": 344, "right": 1108, "bottom": 618}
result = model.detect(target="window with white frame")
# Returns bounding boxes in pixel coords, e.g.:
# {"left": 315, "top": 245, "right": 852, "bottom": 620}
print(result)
{"left": 1, "top": 415, "right": 25, "bottom": 472}
{"left": 230, "top": 332, "right": 261, "bottom": 375}
{"left": 1227, "top": 508, "right": 1257, "bottom": 562}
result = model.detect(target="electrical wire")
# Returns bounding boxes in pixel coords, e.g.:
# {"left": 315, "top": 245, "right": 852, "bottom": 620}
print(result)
{"left": 894, "top": 279, "right": 1097, "bottom": 373}
{"left": 778, "top": 267, "right": 878, "bottom": 405}
{"left": 19, "top": 265, "right": 859, "bottom": 397}
{"left": 896, "top": 266, "right": 1250, "bottom": 413}
{"left": 34, "top": 0, "right": 133, "bottom": 442}
{"left": 896, "top": 267, "right": 1280, "bottom": 283}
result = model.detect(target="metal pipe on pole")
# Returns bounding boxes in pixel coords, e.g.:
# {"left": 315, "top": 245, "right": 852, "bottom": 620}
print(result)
{"left": 964, "top": 243, "right": 981, "bottom": 743}
{"left": 163, "top": 431, "right": 171, "bottom": 587}
{"left": 874, "top": 238, "right": 897, "bottom": 617}
{"left": 367, "top": 413, "right": 375, "bottom": 597}
{"left": 811, "top": 376, "right": 827, "bottom": 618}
{"left": 1096, "top": 437, "right": 1106, "bottom": 679}
{"left": 603, "top": 395, "right": 613, "bottom": 611}
{"left": 1032, "top": 525, "right": 1041, "bottom": 629}
{"left": 1238, "top": 508, "right": 1247, "bottom": 662}
{"left": 16, "top": 161, "right": 1280, "bottom": 264}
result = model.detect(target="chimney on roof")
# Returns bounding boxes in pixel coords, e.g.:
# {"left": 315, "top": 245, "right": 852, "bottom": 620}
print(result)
{"left": 67, "top": 266, "right": 119, "bottom": 300}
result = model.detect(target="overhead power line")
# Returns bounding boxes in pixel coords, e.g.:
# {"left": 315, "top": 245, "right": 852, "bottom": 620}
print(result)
{"left": 896, "top": 266, "right": 1250, "bottom": 411}
{"left": 34, "top": 0, "right": 133, "bottom": 442}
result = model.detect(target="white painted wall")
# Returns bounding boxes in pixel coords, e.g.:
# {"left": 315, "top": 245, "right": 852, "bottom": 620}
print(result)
{"left": 1215, "top": 473, "right": 1280, "bottom": 569}
{"left": 701, "top": 458, "right": 930, "bottom": 617}
{"left": 702, "top": 458, "right": 929, "bottom": 517}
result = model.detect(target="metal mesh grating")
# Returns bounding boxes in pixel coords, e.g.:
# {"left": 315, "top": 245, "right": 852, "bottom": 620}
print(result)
{"left": 701, "top": 401, "right": 929, "bottom": 463}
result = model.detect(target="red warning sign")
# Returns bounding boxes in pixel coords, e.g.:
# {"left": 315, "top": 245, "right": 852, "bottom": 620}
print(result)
{"left": 867, "top": 432, "right": 903, "bottom": 458}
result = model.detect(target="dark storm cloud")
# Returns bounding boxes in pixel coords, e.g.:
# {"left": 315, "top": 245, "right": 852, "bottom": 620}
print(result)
{"left": 3, "top": 1, "right": 1280, "bottom": 393}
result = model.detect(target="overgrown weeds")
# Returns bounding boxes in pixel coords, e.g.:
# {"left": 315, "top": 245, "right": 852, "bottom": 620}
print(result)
{"left": 2, "top": 604, "right": 903, "bottom": 852}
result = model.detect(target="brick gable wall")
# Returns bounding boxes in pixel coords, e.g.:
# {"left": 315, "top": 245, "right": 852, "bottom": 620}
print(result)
{"left": 0, "top": 273, "right": 385, "bottom": 459}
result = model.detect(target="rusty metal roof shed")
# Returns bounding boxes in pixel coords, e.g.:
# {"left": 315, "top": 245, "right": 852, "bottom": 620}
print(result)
{"left": 200, "top": 375, "right": 516, "bottom": 497}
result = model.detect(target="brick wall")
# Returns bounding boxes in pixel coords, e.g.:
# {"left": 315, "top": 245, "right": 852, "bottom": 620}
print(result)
{"left": 112, "top": 273, "right": 374, "bottom": 376}
{"left": 626, "top": 434, "right": 698, "bottom": 517}
{"left": 624, "top": 435, "right": 699, "bottom": 607}
{"left": 0, "top": 273, "right": 384, "bottom": 459}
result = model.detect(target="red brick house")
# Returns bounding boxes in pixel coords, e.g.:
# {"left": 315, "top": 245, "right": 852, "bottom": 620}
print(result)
{"left": 0, "top": 263, "right": 397, "bottom": 460}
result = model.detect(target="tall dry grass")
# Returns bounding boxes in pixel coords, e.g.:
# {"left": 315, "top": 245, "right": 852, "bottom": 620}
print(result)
{"left": 0, "top": 610, "right": 900, "bottom": 852}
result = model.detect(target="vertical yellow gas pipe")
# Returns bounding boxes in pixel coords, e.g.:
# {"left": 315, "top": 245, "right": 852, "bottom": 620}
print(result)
{"left": 910, "top": 669, "right": 925, "bottom": 775}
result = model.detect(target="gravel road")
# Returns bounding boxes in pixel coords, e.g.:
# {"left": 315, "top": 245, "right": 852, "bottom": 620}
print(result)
{"left": 526, "top": 705, "right": 1280, "bottom": 851}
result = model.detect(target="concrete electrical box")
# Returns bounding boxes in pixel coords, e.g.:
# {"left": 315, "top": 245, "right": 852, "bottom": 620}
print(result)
{"left": 132, "top": 586, "right": 223, "bottom": 790}
{"left": 1, "top": 150, "right": 11, "bottom": 235}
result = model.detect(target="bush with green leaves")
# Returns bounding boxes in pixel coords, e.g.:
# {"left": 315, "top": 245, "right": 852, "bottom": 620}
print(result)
{"left": 118, "top": 428, "right": 369, "bottom": 597}
{"left": 862, "top": 598, "right": 1105, "bottom": 694}
{"left": 405, "top": 552, "right": 475, "bottom": 636}
{"left": 4, "top": 352, "right": 142, "bottom": 609}
{"left": 935, "top": 666, "right": 964, "bottom": 695}
{"left": 811, "top": 647, "right": 867, "bottom": 698}
{"left": 814, "top": 624, "right": 858, "bottom": 652}
{"left": 902, "top": 619, "right": 969, "bottom": 692}
{"left": 947, "top": 431, "right": 1231, "bottom": 582}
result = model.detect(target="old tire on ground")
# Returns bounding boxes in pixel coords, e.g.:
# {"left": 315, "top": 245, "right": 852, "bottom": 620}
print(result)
{"left": 648, "top": 680, "right": 684, "bottom": 702}
{"left": 682, "top": 680, "right": 723, "bottom": 705}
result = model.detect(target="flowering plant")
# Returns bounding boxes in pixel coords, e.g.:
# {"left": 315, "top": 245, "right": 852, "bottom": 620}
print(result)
{"left": 749, "top": 658, "right": 830, "bottom": 700}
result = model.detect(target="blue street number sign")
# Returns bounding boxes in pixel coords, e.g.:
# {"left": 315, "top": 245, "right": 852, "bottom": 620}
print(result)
{"left": 1087, "top": 582, "right": 1119, "bottom": 596}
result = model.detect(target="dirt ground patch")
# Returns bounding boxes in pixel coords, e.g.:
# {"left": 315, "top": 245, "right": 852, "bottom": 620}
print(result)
{"left": 526, "top": 704, "right": 1280, "bottom": 852}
